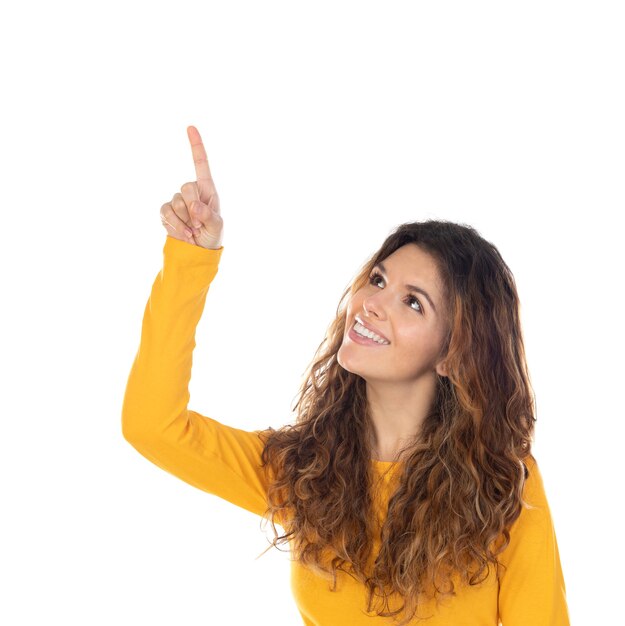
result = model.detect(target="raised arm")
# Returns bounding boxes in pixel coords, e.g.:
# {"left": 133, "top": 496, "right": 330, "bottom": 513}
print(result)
{"left": 121, "top": 126, "right": 271, "bottom": 518}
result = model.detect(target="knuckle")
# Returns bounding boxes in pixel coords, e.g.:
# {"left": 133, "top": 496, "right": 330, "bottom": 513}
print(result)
{"left": 180, "top": 181, "right": 197, "bottom": 194}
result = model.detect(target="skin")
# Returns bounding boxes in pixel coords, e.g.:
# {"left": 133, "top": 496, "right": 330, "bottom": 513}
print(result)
{"left": 159, "top": 125, "right": 223, "bottom": 250}
{"left": 337, "top": 244, "right": 449, "bottom": 462}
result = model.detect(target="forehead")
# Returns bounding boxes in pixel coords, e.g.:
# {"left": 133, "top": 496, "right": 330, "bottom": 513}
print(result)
{"left": 378, "top": 244, "right": 441, "bottom": 284}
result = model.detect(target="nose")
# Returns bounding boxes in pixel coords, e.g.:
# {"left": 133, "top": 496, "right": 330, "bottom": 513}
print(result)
{"left": 362, "top": 292, "right": 387, "bottom": 321}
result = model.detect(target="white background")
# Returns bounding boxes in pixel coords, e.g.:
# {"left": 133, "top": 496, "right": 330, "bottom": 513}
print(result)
{"left": 1, "top": 1, "right": 623, "bottom": 624}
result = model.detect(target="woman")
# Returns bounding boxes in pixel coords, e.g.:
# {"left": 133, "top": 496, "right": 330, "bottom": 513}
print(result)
{"left": 122, "top": 125, "right": 570, "bottom": 625}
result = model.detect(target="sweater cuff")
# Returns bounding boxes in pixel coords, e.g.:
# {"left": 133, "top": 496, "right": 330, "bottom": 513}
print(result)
{"left": 163, "top": 235, "right": 224, "bottom": 268}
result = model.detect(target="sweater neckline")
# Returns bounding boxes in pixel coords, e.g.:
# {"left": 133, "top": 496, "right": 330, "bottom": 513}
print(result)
{"left": 370, "top": 458, "right": 403, "bottom": 468}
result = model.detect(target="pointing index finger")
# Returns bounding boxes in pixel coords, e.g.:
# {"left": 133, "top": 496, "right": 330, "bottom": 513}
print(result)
{"left": 186, "top": 125, "right": 213, "bottom": 200}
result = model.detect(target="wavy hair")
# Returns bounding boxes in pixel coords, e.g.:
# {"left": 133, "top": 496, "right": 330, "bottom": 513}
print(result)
{"left": 257, "top": 219, "right": 537, "bottom": 624}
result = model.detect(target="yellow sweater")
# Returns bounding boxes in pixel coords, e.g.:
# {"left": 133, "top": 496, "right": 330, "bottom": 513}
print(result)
{"left": 122, "top": 235, "right": 570, "bottom": 626}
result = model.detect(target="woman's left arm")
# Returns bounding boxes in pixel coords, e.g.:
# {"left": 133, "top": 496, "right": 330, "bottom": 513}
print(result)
{"left": 497, "top": 456, "right": 571, "bottom": 626}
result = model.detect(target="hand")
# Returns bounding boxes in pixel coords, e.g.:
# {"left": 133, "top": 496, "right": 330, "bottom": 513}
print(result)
{"left": 159, "top": 125, "right": 224, "bottom": 249}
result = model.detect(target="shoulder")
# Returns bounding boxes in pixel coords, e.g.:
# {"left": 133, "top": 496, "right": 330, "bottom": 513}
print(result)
{"left": 520, "top": 453, "right": 551, "bottom": 516}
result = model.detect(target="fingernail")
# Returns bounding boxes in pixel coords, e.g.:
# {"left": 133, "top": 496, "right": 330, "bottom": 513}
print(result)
{"left": 193, "top": 221, "right": 201, "bottom": 229}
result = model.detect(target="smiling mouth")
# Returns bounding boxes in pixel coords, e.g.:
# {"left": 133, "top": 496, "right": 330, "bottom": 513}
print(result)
{"left": 351, "top": 320, "right": 390, "bottom": 345}
{"left": 354, "top": 315, "right": 390, "bottom": 343}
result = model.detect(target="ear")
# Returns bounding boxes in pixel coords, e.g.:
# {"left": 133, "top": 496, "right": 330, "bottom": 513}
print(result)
{"left": 435, "top": 359, "right": 448, "bottom": 378}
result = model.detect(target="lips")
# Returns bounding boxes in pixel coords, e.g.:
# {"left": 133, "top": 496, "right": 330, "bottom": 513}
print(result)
{"left": 354, "top": 315, "right": 390, "bottom": 343}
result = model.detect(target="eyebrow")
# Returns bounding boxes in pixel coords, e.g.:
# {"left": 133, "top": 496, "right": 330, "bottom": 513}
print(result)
{"left": 374, "top": 261, "right": 437, "bottom": 314}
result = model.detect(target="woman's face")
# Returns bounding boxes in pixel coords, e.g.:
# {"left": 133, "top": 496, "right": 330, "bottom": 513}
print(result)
{"left": 338, "top": 243, "right": 449, "bottom": 383}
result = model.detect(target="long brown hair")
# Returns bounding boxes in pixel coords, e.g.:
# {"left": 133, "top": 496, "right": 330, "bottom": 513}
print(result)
{"left": 257, "top": 219, "right": 536, "bottom": 624}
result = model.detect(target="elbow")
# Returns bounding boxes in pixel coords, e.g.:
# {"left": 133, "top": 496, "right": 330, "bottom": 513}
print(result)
{"left": 120, "top": 393, "right": 157, "bottom": 444}
{"left": 121, "top": 400, "right": 189, "bottom": 447}
{"left": 121, "top": 419, "right": 139, "bottom": 445}
{"left": 121, "top": 410, "right": 181, "bottom": 447}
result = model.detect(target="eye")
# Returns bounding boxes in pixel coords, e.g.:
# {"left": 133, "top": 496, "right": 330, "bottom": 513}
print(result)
{"left": 368, "top": 270, "right": 423, "bottom": 314}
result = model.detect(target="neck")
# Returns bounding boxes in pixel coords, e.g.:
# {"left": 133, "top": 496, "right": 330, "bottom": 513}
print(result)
{"left": 366, "top": 373, "right": 437, "bottom": 461}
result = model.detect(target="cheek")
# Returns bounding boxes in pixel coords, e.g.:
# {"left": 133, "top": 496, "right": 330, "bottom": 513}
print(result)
{"left": 396, "top": 329, "right": 419, "bottom": 349}
{"left": 396, "top": 326, "right": 437, "bottom": 353}
{"left": 348, "top": 292, "right": 365, "bottom": 316}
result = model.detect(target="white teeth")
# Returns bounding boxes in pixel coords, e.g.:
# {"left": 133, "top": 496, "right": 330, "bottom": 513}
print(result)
{"left": 354, "top": 321, "right": 389, "bottom": 344}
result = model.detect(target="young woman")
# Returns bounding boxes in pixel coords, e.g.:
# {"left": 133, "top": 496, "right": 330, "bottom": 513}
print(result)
{"left": 122, "top": 125, "right": 570, "bottom": 625}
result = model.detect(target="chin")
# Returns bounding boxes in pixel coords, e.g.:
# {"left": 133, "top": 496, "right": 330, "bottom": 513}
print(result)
{"left": 336, "top": 348, "right": 354, "bottom": 374}
{"left": 336, "top": 349, "right": 365, "bottom": 379}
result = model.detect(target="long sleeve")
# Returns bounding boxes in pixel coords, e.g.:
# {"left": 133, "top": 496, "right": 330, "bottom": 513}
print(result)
{"left": 497, "top": 456, "right": 570, "bottom": 626}
{"left": 121, "top": 235, "right": 271, "bottom": 518}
